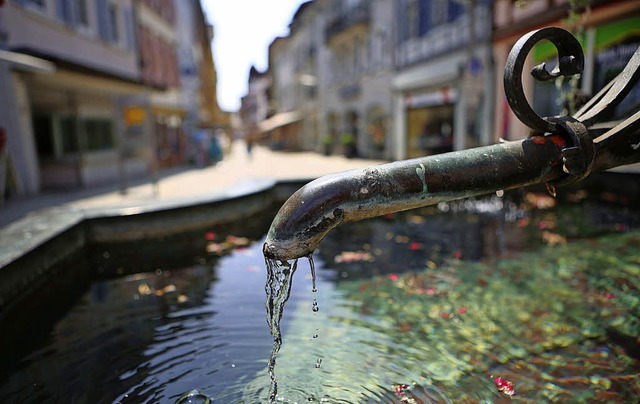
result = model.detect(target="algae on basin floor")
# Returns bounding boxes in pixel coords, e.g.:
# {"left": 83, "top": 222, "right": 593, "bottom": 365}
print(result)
{"left": 336, "top": 230, "right": 640, "bottom": 401}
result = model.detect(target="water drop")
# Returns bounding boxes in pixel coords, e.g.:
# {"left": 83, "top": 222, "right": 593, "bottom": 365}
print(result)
{"left": 176, "top": 389, "right": 212, "bottom": 404}
{"left": 315, "top": 358, "right": 322, "bottom": 368}
{"left": 312, "top": 299, "right": 319, "bottom": 312}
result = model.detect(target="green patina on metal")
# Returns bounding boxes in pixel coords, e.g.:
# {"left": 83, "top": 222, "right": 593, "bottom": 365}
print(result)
{"left": 416, "top": 163, "right": 427, "bottom": 194}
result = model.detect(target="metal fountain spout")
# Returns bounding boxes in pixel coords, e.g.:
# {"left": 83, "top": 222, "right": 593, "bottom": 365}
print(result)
{"left": 263, "top": 27, "right": 640, "bottom": 261}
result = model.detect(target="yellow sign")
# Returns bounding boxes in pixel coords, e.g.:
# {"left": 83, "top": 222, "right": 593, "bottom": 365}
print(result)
{"left": 124, "top": 107, "right": 146, "bottom": 126}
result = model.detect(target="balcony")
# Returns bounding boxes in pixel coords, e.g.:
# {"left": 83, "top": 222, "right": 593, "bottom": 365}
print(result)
{"left": 324, "top": 2, "right": 370, "bottom": 45}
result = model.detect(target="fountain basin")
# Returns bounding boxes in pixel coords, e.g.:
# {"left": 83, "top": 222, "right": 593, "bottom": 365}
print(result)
{"left": 0, "top": 179, "right": 303, "bottom": 316}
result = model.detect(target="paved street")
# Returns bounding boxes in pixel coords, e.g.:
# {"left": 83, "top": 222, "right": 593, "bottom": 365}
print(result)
{"left": 0, "top": 141, "right": 388, "bottom": 228}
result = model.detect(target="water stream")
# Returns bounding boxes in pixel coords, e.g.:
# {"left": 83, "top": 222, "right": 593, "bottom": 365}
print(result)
{"left": 265, "top": 256, "right": 317, "bottom": 403}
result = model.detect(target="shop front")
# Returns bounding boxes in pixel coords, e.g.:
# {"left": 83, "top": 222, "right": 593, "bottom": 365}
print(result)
{"left": 404, "top": 88, "right": 455, "bottom": 158}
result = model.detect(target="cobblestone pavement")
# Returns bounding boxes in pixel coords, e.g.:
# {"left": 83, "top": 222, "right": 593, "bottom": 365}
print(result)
{"left": 0, "top": 141, "right": 388, "bottom": 228}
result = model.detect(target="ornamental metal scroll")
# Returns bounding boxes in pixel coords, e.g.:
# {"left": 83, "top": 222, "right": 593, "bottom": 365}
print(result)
{"left": 504, "top": 27, "right": 585, "bottom": 135}
{"left": 504, "top": 26, "right": 640, "bottom": 184}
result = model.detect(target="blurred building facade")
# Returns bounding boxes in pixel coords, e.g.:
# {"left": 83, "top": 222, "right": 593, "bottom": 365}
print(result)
{"left": 393, "top": 0, "right": 493, "bottom": 159}
{"left": 260, "top": 1, "right": 316, "bottom": 151}
{"left": 0, "top": 0, "right": 143, "bottom": 194}
{"left": 239, "top": 66, "right": 271, "bottom": 145}
{"left": 262, "top": 35, "right": 302, "bottom": 150}
{"left": 321, "top": 0, "right": 395, "bottom": 159}
{"left": 0, "top": 0, "right": 223, "bottom": 199}
{"left": 259, "top": 0, "right": 494, "bottom": 160}
{"left": 261, "top": 0, "right": 396, "bottom": 159}
{"left": 134, "top": 0, "right": 183, "bottom": 170}
{"left": 258, "top": 0, "right": 639, "bottom": 162}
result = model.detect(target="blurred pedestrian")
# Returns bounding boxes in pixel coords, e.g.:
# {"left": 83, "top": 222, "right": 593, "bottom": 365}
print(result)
{"left": 246, "top": 136, "right": 254, "bottom": 159}
{"left": 208, "top": 132, "right": 223, "bottom": 165}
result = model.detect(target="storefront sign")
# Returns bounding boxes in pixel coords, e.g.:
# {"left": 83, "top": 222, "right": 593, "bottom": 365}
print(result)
{"left": 124, "top": 106, "right": 146, "bottom": 126}
{"left": 404, "top": 87, "right": 457, "bottom": 109}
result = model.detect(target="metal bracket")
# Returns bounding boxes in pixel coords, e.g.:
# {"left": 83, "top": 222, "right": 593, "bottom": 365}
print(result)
{"left": 546, "top": 116, "right": 595, "bottom": 185}
{"left": 504, "top": 26, "right": 640, "bottom": 186}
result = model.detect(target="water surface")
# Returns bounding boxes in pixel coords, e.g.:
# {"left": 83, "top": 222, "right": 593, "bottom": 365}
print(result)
{"left": 1, "top": 191, "right": 639, "bottom": 402}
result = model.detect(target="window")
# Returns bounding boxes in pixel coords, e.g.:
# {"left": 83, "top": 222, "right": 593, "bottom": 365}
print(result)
{"left": 74, "top": 0, "right": 89, "bottom": 27}
{"left": 108, "top": 2, "right": 119, "bottom": 43}
{"left": 22, "top": 0, "right": 47, "bottom": 15}
{"left": 59, "top": 117, "right": 79, "bottom": 153}
{"left": 407, "top": 0, "right": 419, "bottom": 39}
{"left": 447, "top": 0, "right": 464, "bottom": 22}
{"left": 123, "top": 8, "right": 134, "bottom": 49}
{"left": 84, "top": 119, "right": 114, "bottom": 151}
{"left": 25, "top": 0, "right": 45, "bottom": 7}
{"left": 33, "top": 114, "right": 80, "bottom": 158}
{"left": 432, "top": 0, "right": 448, "bottom": 27}
{"left": 33, "top": 114, "right": 114, "bottom": 157}
{"left": 33, "top": 115, "right": 54, "bottom": 159}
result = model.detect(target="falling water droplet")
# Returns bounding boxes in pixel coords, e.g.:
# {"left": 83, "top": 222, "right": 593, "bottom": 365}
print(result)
{"left": 308, "top": 255, "right": 317, "bottom": 293}
{"left": 315, "top": 358, "right": 322, "bottom": 368}
{"left": 309, "top": 256, "right": 319, "bottom": 314}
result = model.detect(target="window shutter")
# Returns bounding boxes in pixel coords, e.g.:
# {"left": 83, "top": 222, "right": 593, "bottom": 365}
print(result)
{"left": 418, "top": 0, "right": 431, "bottom": 36}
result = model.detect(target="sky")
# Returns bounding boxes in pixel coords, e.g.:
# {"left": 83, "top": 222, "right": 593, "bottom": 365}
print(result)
{"left": 202, "top": 0, "right": 309, "bottom": 112}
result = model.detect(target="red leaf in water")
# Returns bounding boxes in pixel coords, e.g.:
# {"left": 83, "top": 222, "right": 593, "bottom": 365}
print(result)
{"left": 603, "top": 292, "right": 615, "bottom": 299}
{"left": 415, "top": 287, "right": 438, "bottom": 295}
{"left": 537, "top": 220, "right": 555, "bottom": 230}
{"left": 205, "top": 232, "right": 216, "bottom": 241}
{"left": 393, "top": 383, "right": 409, "bottom": 396}
{"left": 457, "top": 307, "right": 467, "bottom": 314}
{"left": 409, "top": 242, "right": 423, "bottom": 251}
{"left": 453, "top": 250, "right": 463, "bottom": 259}
{"left": 388, "top": 273, "right": 400, "bottom": 281}
{"left": 494, "top": 376, "right": 515, "bottom": 396}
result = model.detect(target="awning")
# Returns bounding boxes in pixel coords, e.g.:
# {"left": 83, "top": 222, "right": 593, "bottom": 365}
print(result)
{"left": 0, "top": 49, "right": 55, "bottom": 73}
{"left": 260, "top": 111, "right": 302, "bottom": 133}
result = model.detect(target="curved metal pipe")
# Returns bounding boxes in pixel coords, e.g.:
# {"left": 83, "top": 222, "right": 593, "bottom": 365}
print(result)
{"left": 263, "top": 137, "right": 569, "bottom": 260}
{"left": 264, "top": 113, "right": 640, "bottom": 261}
